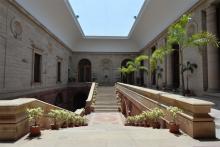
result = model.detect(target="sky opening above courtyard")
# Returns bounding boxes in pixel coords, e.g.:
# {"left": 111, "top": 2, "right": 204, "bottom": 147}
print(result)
{"left": 68, "top": 0, "right": 145, "bottom": 37}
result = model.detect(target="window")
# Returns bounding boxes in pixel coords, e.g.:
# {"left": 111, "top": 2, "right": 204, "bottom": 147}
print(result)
{"left": 34, "top": 53, "right": 42, "bottom": 83}
{"left": 57, "top": 61, "right": 61, "bottom": 82}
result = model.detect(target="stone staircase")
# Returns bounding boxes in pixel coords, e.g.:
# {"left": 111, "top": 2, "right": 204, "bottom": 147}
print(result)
{"left": 94, "top": 86, "right": 119, "bottom": 112}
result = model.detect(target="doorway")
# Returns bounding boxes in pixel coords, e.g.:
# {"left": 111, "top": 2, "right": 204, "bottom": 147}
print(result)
{"left": 172, "top": 44, "right": 180, "bottom": 89}
{"left": 78, "top": 59, "right": 91, "bottom": 82}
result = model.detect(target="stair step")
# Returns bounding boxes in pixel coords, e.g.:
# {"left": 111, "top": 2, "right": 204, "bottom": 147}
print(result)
{"left": 95, "top": 105, "right": 118, "bottom": 109}
{"left": 95, "top": 109, "right": 118, "bottom": 112}
{"left": 94, "top": 86, "right": 118, "bottom": 112}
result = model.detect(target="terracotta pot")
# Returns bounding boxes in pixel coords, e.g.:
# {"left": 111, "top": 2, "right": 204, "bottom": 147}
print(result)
{"left": 68, "top": 123, "right": 74, "bottom": 128}
{"left": 152, "top": 122, "right": 160, "bottom": 129}
{"left": 124, "top": 123, "right": 129, "bottom": 126}
{"left": 141, "top": 123, "right": 145, "bottom": 127}
{"left": 75, "top": 124, "right": 79, "bottom": 127}
{"left": 144, "top": 122, "right": 150, "bottom": 128}
{"left": 51, "top": 124, "right": 59, "bottom": 130}
{"left": 83, "top": 123, "right": 88, "bottom": 126}
{"left": 30, "top": 126, "right": 41, "bottom": 137}
{"left": 61, "top": 122, "right": 68, "bottom": 128}
{"left": 169, "top": 122, "right": 180, "bottom": 134}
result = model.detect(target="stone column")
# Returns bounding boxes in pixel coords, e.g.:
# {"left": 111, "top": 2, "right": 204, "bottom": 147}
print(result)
{"left": 206, "top": 4, "right": 220, "bottom": 92}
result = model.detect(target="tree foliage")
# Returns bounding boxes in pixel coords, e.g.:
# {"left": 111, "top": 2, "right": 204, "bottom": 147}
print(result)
{"left": 150, "top": 14, "right": 220, "bottom": 95}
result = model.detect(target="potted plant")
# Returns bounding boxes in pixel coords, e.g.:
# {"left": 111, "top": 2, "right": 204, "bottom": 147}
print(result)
{"left": 139, "top": 114, "right": 145, "bottom": 127}
{"left": 156, "top": 66, "right": 163, "bottom": 89}
{"left": 60, "top": 110, "right": 69, "bottom": 128}
{"left": 68, "top": 113, "right": 76, "bottom": 128}
{"left": 134, "top": 115, "right": 140, "bottom": 126}
{"left": 48, "top": 109, "right": 61, "bottom": 130}
{"left": 125, "top": 116, "right": 135, "bottom": 126}
{"left": 143, "top": 111, "right": 151, "bottom": 127}
{"left": 182, "top": 61, "right": 197, "bottom": 96}
{"left": 151, "top": 108, "right": 164, "bottom": 129}
{"left": 167, "top": 106, "right": 182, "bottom": 134}
{"left": 82, "top": 116, "right": 88, "bottom": 126}
{"left": 74, "top": 116, "right": 80, "bottom": 127}
{"left": 26, "top": 107, "right": 44, "bottom": 137}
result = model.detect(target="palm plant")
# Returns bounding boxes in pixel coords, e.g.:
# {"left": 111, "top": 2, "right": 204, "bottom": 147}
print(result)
{"left": 126, "top": 55, "right": 149, "bottom": 85}
{"left": 151, "top": 14, "right": 219, "bottom": 96}
{"left": 118, "top": 66, "right": 134, "bottom": 83}
{"left": 182, "top": 61, "right": 197, "bottom": 93}
{"left": 156, "top": 66, "right": 163, "bottom": 89}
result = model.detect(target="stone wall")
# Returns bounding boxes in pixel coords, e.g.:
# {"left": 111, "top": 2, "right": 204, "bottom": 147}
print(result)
{"left": 72, "top": 52, "right": 138, "bottom": 85}
{"left": 0, "top": 0, "right": 74, "bottom": 99}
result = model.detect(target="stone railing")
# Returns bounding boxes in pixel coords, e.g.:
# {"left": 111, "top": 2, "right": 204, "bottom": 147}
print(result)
{"left": 115, "top": 82, "right": 215, "bottom": 139}
{"left": 85, "top": 83, "right": 97, "bottom": 114}
{"left": 0, "top": 98, "right": 84, "bottom": 141}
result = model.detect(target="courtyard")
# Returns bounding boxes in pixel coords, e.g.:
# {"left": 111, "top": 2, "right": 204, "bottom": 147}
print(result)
{"left": 1, "top": 0, "right": 220, "bottom": 146}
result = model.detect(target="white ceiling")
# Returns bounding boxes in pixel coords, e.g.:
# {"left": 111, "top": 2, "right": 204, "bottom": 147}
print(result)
{"left": 16, "top": 0, "right": 199, "bottom": 52}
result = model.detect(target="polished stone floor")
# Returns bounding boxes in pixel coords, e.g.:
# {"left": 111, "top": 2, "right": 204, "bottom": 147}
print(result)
{"left": 1, "top": 112, "right": 220, "bottom": 147}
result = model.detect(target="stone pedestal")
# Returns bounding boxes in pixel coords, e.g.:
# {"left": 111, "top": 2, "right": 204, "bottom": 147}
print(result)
{"left": 206, "top": 5, "right": 220, "bottom": 92}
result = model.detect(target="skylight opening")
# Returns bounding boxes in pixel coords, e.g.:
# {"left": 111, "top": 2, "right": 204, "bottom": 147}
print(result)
{"left": 68, "top": 0, "right": 145, "bottom": 37}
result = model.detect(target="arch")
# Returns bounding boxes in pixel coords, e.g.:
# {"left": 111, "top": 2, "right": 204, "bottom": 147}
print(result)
{"left": 72, "top": 92, "right": 88, "bottom": 111}
{"left": 121, "top": 59, "right": 134, "bottom": 84}
{"left": 78, "top": 59, "right": 91, "bottom": 82}
{"left": 171, "top": 43, "right": 180, "bottom": 89}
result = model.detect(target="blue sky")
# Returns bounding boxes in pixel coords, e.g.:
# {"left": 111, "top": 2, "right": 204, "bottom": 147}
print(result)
{"left": 68, "top": 0, "right": 145, "bottom": 37}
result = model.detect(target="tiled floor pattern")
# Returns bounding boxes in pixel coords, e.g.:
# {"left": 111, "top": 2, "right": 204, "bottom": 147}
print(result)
{"left": 88, "top": 112, "right": 124, "bottom": 126}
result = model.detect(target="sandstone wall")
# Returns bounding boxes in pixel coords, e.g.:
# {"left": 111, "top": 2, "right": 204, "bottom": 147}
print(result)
{"left": 0, "top": 0, "right": 75, "bottom": 99}
{"left": 140, "top": 0, "right": 220, "bottom": 95}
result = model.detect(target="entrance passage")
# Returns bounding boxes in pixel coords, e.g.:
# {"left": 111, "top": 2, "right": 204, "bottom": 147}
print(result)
{"left": 172, "top": 44, "right": 180, "bottom": 89}
{"left": 78, "top": 59, "right": 91, "bottom": 82}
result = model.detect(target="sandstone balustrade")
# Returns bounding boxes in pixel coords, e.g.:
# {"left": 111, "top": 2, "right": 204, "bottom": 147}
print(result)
{"left": 115, "top": 82, "right": 215, "bottom": 139}
{"left": 0, "top": 98, "right": 84, "bottom": 141}
{"left": 85, "top": 83, "right": 97, "bottom": 114}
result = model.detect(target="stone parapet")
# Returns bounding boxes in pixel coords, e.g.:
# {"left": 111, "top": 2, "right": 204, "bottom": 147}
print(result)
{"left": 85, "top": 83, "right": 97, "bottom": 114}
{"left": 115, "top": 82, "right": 215, "bottom": 139}
{"left": 0, "top": 98, "right": 84, "bottom": 141}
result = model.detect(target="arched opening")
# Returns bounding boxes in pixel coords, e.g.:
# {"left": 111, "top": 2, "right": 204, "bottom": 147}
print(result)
{"left": 151, "top": 46, "right": 156, "bottom": 86}
{"left": 72, "top": 92, "right": 88, "bottom": 111}
{"left": 172, "top": 43, "right": 180, "bottom": 89}
{"left": 121, "top": 59, "right": 134, "bottom": 84}
{"left": 140, "top": 60, "right": 144, "bottom": 86}
{"left": 78, "top": 59, "right": 91, "bottom": 82}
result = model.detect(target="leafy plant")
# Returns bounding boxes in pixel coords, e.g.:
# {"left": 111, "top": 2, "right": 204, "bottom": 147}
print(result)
{"left": 151, "top": 108, "right": 164, "bottom": 122}
{"left": 126, "top": 55, "right": 149, "bottom": 85}
{"left": 48, "top": 109, "right": 62, "bottom": 126}
{"left": 151, "top": 14, "right": 219, "bottom": 95}
{"left": 182, "top": 61, "right": 197, "bottom": 92}
{"left": 26, "top": 107, "right": 44, "bottom": 126}
{"left": 156, "top": 66, "right": 163, "bottom": 89}
{"left": 167, "top": 106, "right": 182, "bottom": 123}
{"left": 59, "top": 110, "right": 69, "bottom": 126}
